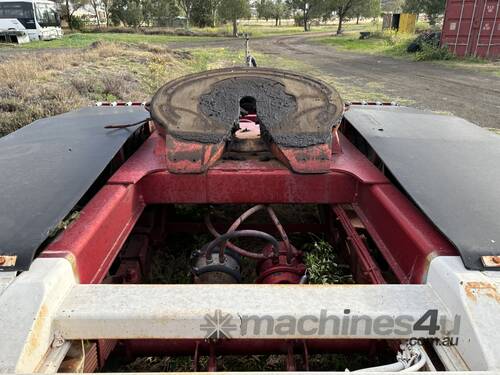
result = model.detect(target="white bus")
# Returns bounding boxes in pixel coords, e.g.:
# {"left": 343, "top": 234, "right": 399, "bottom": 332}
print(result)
{"left": 0, "top": 0, "right": 62, "bottom": 43}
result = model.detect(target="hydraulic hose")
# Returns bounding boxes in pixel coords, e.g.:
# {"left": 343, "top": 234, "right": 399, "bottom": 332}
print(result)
{"left": 204, "top": 214, "right": 266, "bottom": 260}
{"left": 266, "top": 206, "right": 293, "bottom": 263}
{"left": 218, "top": 205, "right": 268, "bottom": 260}
{"left": 206, "top": 204, "right": 292, "bottom": 263}
{"left": 205, "top": 230, "right": 280, "bottom": 263}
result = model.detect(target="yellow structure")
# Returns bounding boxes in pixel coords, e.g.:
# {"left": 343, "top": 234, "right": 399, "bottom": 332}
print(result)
{"left": 399, "top": 13, "right": 417, "bottom": 33}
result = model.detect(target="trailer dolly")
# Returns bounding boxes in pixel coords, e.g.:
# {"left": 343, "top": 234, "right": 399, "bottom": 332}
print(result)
{"left": 0, "top": 68, "right": 499, "bottom": 374}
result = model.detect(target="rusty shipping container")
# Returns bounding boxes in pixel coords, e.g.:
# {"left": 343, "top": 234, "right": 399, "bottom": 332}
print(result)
{"left": 441, "top": 0, "right": 500, "bottom": 58}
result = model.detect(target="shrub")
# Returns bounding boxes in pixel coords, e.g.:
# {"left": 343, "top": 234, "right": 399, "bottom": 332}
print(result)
{"left": 69, "top": 15, "right": 86, "bottom": 31}
{"left": 415, "top": 43, "right": 454, "bottom": 61}
{"left": 407, "top": 31, "right": 441, "bottom": 53}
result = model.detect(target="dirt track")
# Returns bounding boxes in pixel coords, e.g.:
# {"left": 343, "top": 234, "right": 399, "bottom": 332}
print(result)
{"left": 170, "top": 33, "right": 500, "bottom": 129}
{"left": 2, "top": 32, "right": 498, "bottom": 128}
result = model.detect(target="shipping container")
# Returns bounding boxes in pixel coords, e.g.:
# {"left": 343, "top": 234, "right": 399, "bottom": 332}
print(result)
{"left": 441, "top": 0, "right": 500, "bottom": 58}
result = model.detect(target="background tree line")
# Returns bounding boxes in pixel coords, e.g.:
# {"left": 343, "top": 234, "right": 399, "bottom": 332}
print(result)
{"left": 60, "top": 0, "right": 445, "bottom": 35}
{"left": 61, "top": 0, "right": 251, "bottom": 34}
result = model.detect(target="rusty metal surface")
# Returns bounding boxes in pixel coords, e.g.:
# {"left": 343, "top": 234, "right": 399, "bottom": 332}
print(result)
{"left": 151, "top": 67, "right": 343, "bottom": 146}
{"left": 150, "top": 68, "right": 343, "bottom": 173}
{"left": 481, "top": 255, "right": 500, "bottom": 269}
{"left": 0, "top": 256, "right": 17, "bottom": 267}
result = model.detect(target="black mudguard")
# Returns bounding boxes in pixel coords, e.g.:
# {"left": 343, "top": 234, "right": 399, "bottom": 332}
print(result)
{"left": 345, "top": 105, "right": 500, "bottom": 271}
{"left": 0, "top": 106, "right": 149, "bottom": 272}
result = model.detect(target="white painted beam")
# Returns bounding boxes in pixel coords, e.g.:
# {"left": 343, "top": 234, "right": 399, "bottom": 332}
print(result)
{"left": 0, "top": 258, "right": 76, "bottom": 373}
{"left": 427, "top": 256, "right": 500, "bottom": 371}
{"left": 54, "top": 284, "right": 452, "bottom": 340}
{"left": 1, "top": 256, "right": 498, "bottom": 373}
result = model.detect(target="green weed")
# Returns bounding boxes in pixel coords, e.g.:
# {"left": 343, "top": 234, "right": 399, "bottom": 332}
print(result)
{"left": 303, "top": 235, "right": 353, "bottom": 284}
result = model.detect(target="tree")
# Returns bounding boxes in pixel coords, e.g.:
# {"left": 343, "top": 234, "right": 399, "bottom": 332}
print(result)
{"left": 153, "top": 0, "right": 179, "bottom": 26}
{"left": 110, "top": 0, "right": 178, "bottom": 27}
{"left": 206, "top": 0, "right": 223, "bottom": 27}
{"left": 256, "top": 0, "right": 273, "bottom": 21}
{"left": 350, "top": 0, "right": 380, "bottom": 24}
{"left": 381, "top": 0, "right": 403, "bottom": 12}
{"left": 123, "top": 0, "right": 143, "bottom": 26}
{"left": 59, "top": 0, "right": 88, "bottom": 29}
{"left": 287, "top": 0, "right": 325, "bottom": 31}
{"left": 324, "top": 0, "right": 378, "bottom": 34}
{"left": 109, "top": 0, "right": 143, "bottom": 26}
{"left": 101, "top": 0, "right": 112, "bottom": 26}
{"left": 219, "top": 0, "right": 250, "bottom": 37}
{"left": 403, "top": 0, "right": 445, "bottom": 26}
{"left": 323, "top": 0, "right": 357, "bottom": 34}
{"left": 177, "top": 0, "right": 195, "bottom": 27}
{"left": 191, "top": 0, "right": 212, "bottom": 27}
{"left": 109, "top": 0, "right": 125, "bottom": 25}
{"left": 257, "top": 0, "right": 290, "bottom": 26}
{"left": 271, "top": 0, "right": 291, "bottom": 26}
{"left": 333, "top": 0, "right": 353, "bottom": 34}
{"left": 89, "top": 0, "right": 101, "bottom": 27}
{"left": 402, "top": 0, "right": 418, "bottom": 12}
{"left": 142, "top": 0, "right": 154, "bottom": 25}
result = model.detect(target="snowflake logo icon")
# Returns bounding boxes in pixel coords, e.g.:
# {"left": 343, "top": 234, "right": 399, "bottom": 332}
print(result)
{"left": 200, "top": 310, "right": 238, "bottom": 339}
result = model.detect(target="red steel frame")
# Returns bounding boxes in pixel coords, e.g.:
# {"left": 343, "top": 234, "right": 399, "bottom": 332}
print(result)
{"left": 39, "top": 124, "right": 457, "bottom": 369}
{"left": 41, "top": 127, "right": 457, "bottom": 285}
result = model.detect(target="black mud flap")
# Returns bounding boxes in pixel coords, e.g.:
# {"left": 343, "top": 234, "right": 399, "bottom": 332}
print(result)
{"left": 345, "top": 105, "right": 500, "bottom": 271}
{"left": 0, "top": 106, "right": 149, "bottom": 272}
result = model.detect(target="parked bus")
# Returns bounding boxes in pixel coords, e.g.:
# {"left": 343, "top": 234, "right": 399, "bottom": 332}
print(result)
{"left": 0, "top": 0, "right": 62, "bottom": 43}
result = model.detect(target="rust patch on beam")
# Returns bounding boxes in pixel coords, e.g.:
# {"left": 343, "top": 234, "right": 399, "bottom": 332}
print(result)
{"left": 464, "top": 281, "right": 500, "bottom": 303}
{"left": 0, "top": 255, "right": 17, "bottom": 267}
{"left": 24, "top": 304, "right": 49, "bottom": 360}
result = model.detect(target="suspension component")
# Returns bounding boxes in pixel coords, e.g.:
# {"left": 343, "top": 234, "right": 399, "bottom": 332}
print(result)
{"left": 256, "top": 242, "right": 306, "bottom": 284}
{"left": 200, "top": 204, "right": 306, "bottom": 284}
{"left": 191, "top": 229, "right": 280, "bottom": 284}
{"left": 191, "top": 247, "right": 241, "bottom": 284}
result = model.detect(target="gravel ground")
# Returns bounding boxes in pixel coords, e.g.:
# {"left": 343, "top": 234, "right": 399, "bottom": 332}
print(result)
{"left": 169, "top": 32, "right": 500, "bottom": 129}
{"left": 2, "top": 32, "right": 498, "bottom": 128}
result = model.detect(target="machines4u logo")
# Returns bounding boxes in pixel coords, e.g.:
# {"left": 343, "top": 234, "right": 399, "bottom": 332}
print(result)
{"left": 200, "top": 309, "right": 238, "bottom": 339}
{"left": 200, "top": 309, "right": 461, "bottom": 339}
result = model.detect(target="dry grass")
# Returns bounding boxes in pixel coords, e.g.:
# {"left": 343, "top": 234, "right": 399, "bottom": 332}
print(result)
{"left": 0, "top": 41, "right": 192, "bottom": 136}
{"left": 0, "top": 36, "right": 409, "bottom": 137}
